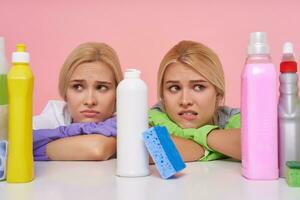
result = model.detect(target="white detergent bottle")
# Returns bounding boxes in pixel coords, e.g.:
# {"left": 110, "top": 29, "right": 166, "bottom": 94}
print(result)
{"left": 0, "top": 37, "right": 9, "bottom": 140}
{"left": 116, "top": 69, "right": 150, "bottom": 177}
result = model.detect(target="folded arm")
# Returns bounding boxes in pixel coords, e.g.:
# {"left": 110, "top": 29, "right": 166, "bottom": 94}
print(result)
{"left": 171, "top": 135, "right": 205, "bottom": 162}
{"left": 45, "top": 134, "right": 116, "bottom": 161}
{"left": 33, "top": 116, "right": 117, "bottom": 161}
{"left": 207, "top": 128, "right": 241, "bottom": 160}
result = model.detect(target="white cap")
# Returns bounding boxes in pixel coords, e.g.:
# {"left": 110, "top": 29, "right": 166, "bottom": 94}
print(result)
{"left": 283, "top": 42, "right": 294, "bottom": 54}
{"left": 125, "top": 68, "right": 141, "bottom": 78}
{"left": 247, "top": 32, "right": 270, "bottom": 55}
{"left": 0, "top": 37, "right": 5, "bottom": 55}
{"left": 0, "top": 37, "right": 9, "bottom": 74}
{"left": 12, "top": 44, "right": 30, "bottom": 63}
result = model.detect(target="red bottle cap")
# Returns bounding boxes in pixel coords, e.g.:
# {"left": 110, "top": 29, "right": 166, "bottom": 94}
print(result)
{"left": 280, "top": 61, "right": 297, "bottom": 73}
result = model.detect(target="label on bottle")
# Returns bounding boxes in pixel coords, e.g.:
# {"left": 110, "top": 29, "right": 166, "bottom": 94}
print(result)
{"left": 0, "top": 74, "right": 8, "bottom": 105}
{"left": 0, "top": 104, "right": 8, "bottom": 140}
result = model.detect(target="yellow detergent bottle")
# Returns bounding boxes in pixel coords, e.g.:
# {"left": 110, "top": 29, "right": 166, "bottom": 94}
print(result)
{"left": 7, "top": 44, "right": 34, "bottom": 183}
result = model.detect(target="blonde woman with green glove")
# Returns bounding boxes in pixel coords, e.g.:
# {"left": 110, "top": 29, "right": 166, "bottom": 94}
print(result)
{"left": 149, "top": 40, "right": 241, "bottom": 162}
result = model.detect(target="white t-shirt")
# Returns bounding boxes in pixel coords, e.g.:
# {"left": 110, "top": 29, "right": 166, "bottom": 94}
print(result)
{"left": 33, "top": 100, "right": 72, "bottom": 130}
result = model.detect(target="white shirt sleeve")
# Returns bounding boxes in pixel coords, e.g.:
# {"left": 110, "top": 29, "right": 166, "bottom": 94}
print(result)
{"left": 33, "top": 100, "right": 72, "bottom": 130}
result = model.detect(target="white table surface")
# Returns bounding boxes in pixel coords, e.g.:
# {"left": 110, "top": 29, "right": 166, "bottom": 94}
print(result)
{"left": 0, "top": 159, "right": 299, "bottom": 200}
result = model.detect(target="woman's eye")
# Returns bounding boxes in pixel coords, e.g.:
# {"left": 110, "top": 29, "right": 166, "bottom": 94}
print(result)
{"left": 194, "top": 84, "right": 205, "bottom": 92}
{"left": 72, "top": 84, "right": 83, "bottom": 91}
{"left": 96, "top": 85, "right": 108, "bottom": 92}
{"left": 168, "top": 85, "right": 180, "bottom": 93}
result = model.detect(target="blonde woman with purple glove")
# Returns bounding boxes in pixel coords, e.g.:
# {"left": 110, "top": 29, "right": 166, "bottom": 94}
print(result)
{"left": 33, "top": 42, "right": 123, "bottom": 161}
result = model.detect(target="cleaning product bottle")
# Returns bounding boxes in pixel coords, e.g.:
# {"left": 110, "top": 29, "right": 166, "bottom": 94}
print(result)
{"left": 116, "top": 69, "right": 150, "bottom": 177}
{"left": 241, "top": 32, "right": 278, "bottom": 180}
{"left": 278, "top": 42, "right": 300, "bottom": 178}
{"left": 0, "top": 37, "right": 9, "bottom": 140}
{"left": 7, "top": 44, "right": 34, "bottom": 183}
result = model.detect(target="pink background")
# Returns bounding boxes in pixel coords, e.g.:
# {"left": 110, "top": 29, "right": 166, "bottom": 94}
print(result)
{"left": 1, "top": 0, "right": 300, "bottom": 115}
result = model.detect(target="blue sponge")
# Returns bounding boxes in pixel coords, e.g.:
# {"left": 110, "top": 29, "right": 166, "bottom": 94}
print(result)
{"left": 0, "top": 140, "right": 8, "bottom": 181}
{"left": 143, "top": 126, "right": 186, "bottom": 179}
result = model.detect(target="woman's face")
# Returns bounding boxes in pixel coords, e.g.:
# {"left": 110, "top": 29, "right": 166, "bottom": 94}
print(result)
{"left": 66, "top": 61, "right": 116, "bottom": 123}
{"left": 162, "top": 62, "right": 218, "bottom": 129}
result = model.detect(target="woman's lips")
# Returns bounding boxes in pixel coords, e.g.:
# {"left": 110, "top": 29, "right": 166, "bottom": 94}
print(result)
{"left": 179, "top": 111, "right": 198, "bottom": 121}
{"left": 81, "top": 110, "right": 100, "bottom": 118}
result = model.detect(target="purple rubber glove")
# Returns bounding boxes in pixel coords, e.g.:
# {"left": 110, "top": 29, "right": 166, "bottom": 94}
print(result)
{"left": 33, "top": 116, "right": 116, "bottom": 161}
{"left": 55, "top": 116, "right": 117, "bottom": 137}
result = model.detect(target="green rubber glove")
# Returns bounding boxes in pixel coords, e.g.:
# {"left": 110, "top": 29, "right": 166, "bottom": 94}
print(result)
{"left": 148, "top": 109, "right": 224, "bottom": 161}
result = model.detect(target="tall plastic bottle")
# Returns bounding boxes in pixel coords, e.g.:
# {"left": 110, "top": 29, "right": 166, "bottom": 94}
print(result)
{"left": 7, "top": 44, "right": 34, "bottom": 183}
{"left": 116, "top": 69, "right": 150, "bottom": 177}
{"left": 241, "top": 32, "right": 278, "bottom": 180}
{"left": 0, "top": 37, "right": 9, "bottom": 140}
{"left": 278, "top": 42, "right": 300, "bottom": 178}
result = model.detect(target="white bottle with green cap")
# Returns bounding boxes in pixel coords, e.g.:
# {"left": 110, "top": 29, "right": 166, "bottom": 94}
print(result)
{"left": 0, "top": 37, "right": 9, "bottom": 140}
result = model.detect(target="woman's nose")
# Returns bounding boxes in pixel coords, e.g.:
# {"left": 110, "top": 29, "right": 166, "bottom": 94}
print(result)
{"left": 84, "top": 90, "right": 97, "bottom": 107}
{"left": 179, "top": 90, "right": 193, "bottom": 107}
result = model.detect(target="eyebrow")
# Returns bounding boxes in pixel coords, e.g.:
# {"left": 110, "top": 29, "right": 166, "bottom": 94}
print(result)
{"left": 70, "top": 79, "right": 113, "bottom": 85}
{"left": 165, "top": 80, "right": 207, "bottom": 84}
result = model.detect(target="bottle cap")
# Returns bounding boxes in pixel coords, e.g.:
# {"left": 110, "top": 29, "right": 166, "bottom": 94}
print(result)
{"left": 125, "top": 68, "right": 141, "bottom": 78}
{"left": 247, "top": 32, "right": 270, "bottom": 55}
{"left": 0, "top": 37, "right": 9, "bottom": 74}
{"left": 0, "top": 37, "right": 5, "bottom": 56}
{"left": 280, "top": 61, "right": 297, "bottom": 73}
{"left": 283, "top": 42, "right": 294, "bottom": 54}
{"left": 280, "top": 42, "right": 297, "bottom": 73}
{"left": 12, "top": 43, "right": 30, "bottom": 63}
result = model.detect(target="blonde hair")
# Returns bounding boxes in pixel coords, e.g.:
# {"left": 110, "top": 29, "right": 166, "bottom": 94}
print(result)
{"left": 58, "top": 42, "right": 123, "bottom": 99}
{"left": 157, "top": 40, "right": 225, "bottom": 124}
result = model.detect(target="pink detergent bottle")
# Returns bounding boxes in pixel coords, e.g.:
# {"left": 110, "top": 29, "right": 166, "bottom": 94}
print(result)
{"left": 241, "top": 32, "right": 279, "bottom": 180}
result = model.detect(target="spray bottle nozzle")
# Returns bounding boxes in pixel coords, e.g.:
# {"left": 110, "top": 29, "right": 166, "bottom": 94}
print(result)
{"left": 281, "top": 42, "right": 297, "bottom": 73}
{"left": 283, "top": 42, "right": 294, "bottom": 55}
